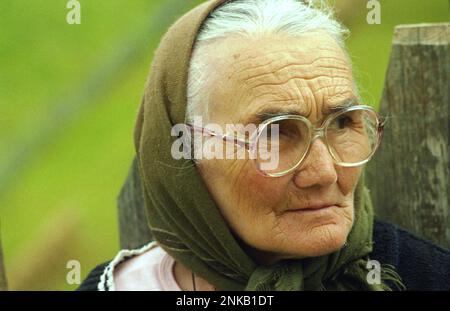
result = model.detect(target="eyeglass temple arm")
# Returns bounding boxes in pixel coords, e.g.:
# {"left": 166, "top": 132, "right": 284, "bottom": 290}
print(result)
{"left": 378, "top": 115, "right": 387, "bottom": 130}
{"left": 185, "top": 124, "right": 250, "bottom": 148}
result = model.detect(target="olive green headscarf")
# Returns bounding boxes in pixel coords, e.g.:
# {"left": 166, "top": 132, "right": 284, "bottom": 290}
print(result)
{"left": 133, "top": 0, "right": 403, "bottom": 291}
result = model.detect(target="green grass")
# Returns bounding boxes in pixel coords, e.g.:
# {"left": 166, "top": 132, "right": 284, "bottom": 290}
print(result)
{"left": 0, "top": 0, "right": 448, "bottom": 290}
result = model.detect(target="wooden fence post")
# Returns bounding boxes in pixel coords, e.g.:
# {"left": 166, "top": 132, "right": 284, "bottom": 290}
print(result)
{"left": 366, "top": 23, "right": 450, "bottom": 249}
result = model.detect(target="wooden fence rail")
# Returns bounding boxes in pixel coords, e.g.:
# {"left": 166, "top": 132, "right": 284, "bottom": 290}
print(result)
{"left": 118, "top": 23, "right": 450, "bottom": 250}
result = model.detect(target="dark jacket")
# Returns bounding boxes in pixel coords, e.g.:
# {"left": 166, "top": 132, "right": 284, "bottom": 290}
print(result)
{"left": 77, "top": 219, "right": 450, "bottom": 291}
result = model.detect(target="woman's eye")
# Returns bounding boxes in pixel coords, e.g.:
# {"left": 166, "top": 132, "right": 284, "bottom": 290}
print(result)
{"left": 336, "top": 116, "right": 352, "bottom": 129}
{"left": 279, "top": 127, "right": 299, "bottom": 139}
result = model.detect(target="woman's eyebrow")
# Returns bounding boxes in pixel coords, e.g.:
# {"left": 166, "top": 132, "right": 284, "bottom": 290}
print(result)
{"left": 256, "top": 108, "right": 302, "bottom": 122}
{"left": 326, "top": 98, "right": 359, "bottom": 114}
{"left": 250, "top": 98, "right": 359, "bottom": 124}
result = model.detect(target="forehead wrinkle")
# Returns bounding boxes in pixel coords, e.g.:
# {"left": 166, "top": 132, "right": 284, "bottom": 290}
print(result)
{"left": 241, "top": 56, "right": 350, "bottom": 84}
{"left": 242, "top": 79, "right": 341, "bottom": 120}
{"left": 313, "top": 84, "right": 355, "bottom": 101}
{"left": 226, "top": 56, "right": 276, "bottom": 81}
{"left": 241, "top": 82, "right": 313, "bottom": 123}
{"left": 249, "top": 77, "right": 306, "bottom": 104}
{"left": 232, "top": 74, "right": 355, "bottom": 123}
{"left": 221, "top": 45, "right": 352, "bottom": 103}
{"left": 226, "top": 46, "right": 348, "bottom": 84}
{"left": 226, "top": 45, "right": 319, "bottom": 66}
{"left": 227, "top": 51, "right": 291, "bottom": 84}
{"left": 241, "top": 85, "right": 357, "bottom": 125}
{"left": 227, "top": 48, "right": 289, "bottom": 68}
{"left": 251, "top": 86, "right": 305, "bottom": 109}
{"left": 219, "top": 32, "right": 349, "bottom": 80}
{"left": 238, "top": 57, "right": 352, "bottom": 93}
{"left": 225, "top": 47, "right": 296, "bottom": 73}
{"left": 246, "top": 73, "right": 352, "bottom": 92}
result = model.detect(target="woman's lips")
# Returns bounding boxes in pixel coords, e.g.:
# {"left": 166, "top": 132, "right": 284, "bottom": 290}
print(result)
{"left": 286, "top": 204, "right": 338, "bottom": 213}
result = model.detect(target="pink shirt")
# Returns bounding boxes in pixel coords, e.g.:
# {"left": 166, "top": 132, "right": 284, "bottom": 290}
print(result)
{"left": 97, "top": 241, "right": 182, "bottom": 291}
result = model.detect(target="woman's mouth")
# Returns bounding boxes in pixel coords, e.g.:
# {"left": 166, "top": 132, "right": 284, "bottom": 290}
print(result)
{"left": 286, "top": 204, "right": 338, "bottom": 213}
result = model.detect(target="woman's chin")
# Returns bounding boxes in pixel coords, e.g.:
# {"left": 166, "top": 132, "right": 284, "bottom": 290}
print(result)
{"left": 237, "top": 217, "right": 352, "bottom": 264}
{"left": 280, "top": 223, "right": 351, "bottom": 259}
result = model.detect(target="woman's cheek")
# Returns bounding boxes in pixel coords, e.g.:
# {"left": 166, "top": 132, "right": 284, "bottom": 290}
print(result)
{"left": 336, "top": 166, "right": 362, "bottom": 196}
{"left": 238, "top": 161, "right": 289, "bottom": 208}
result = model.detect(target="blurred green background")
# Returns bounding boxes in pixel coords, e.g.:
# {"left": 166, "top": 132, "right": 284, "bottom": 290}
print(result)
{"left": 0, "top": 0, "right": 448, "bottom": 290}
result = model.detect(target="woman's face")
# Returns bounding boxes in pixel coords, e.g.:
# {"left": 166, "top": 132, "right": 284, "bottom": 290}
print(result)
{"left": 196, "top": 33, "right": 362, "bottom": 265}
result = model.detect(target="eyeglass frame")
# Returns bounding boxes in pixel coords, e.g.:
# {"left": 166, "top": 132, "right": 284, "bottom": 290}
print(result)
{"left": 185, "top": 104, "right": 385, "bottom": 177}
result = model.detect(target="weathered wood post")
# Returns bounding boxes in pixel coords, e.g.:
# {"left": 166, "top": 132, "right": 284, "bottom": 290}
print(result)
{"left": 366, "top": 23, "right": 450, "bottom": 249}
{"left": 0, "top": 228, "right": 8, "bottom": 291}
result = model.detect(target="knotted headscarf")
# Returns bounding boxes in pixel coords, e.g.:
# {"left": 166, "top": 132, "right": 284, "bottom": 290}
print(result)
{"left": 133, "top": 0, "right": 404, "bottom": 291}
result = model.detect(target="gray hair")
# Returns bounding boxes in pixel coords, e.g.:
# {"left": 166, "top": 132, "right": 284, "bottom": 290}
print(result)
{"left": 186, "top": 0, "right": 351, "bottom": 124}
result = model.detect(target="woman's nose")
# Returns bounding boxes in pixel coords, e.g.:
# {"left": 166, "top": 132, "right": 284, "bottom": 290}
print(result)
{"left": 292, "top": 138, "right": 338, "bottom": 188}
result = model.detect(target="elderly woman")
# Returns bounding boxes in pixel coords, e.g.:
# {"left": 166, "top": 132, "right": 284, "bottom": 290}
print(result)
{"left": 78, "top": 0, "right": 450, "bottom": 291}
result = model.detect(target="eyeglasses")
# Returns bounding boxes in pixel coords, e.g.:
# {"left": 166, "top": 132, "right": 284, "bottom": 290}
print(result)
{"left": 186, "top": 105, "right": 385, "bottom": 177}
